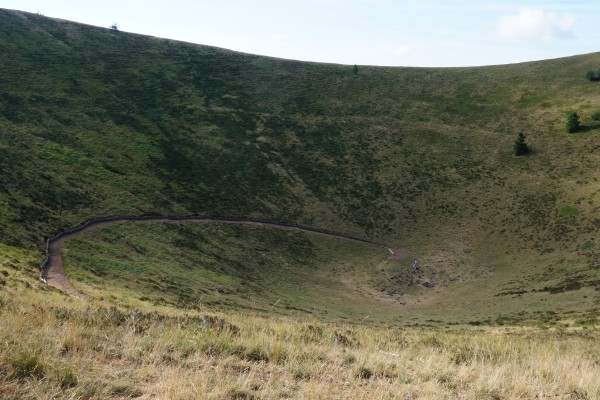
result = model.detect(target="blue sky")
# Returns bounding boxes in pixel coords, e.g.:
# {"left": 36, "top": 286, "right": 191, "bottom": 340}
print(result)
{"left": 2, "top": 0, "right": 598, "bottom": 66}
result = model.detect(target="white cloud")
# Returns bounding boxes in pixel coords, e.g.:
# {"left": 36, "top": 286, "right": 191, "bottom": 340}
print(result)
{"left": 498, "top": 7, "right": 576, "bottom": 41}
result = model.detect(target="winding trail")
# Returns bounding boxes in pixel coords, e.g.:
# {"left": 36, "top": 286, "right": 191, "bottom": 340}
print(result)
{"left": 40, "top": 215, "right": 401, "bottom": 299}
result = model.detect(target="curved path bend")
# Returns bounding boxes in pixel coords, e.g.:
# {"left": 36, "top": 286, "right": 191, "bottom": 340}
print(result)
{"left": 40, "top": 215, "right": 403, "bottom": 299}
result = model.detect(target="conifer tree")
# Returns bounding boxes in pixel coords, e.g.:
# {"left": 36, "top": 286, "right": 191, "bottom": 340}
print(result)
{"left": 514, "top": 132, "right": 529, "bottom": 156}
{"left": 566, "top": 112, "right": 580, "bottom": 133}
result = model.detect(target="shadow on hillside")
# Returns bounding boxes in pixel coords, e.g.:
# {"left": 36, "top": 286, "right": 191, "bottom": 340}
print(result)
{"left": 573, "top": 124, "right": 600, "bottom": 134}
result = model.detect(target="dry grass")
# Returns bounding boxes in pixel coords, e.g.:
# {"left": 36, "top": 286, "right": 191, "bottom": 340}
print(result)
{"left": 1, "top": 284, "right": 599, "bottom": 400}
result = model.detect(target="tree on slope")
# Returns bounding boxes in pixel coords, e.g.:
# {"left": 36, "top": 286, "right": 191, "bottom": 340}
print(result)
{"left": 514, "top": 132, "right": 529, "bottom": 156}
{"left": 566, "top": 112, "right": 580, "bottom": 133}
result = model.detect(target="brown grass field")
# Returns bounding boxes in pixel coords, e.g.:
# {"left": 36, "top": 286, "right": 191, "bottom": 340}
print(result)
{"left": 1, "top": 252, "right": 599, "bottom": 399}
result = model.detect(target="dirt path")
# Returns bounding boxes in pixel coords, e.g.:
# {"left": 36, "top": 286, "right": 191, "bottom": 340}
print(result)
{"left": 40, "top": 215, "right": 400, "bottom": 299}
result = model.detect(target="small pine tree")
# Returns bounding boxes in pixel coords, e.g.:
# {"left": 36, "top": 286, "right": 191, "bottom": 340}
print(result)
{"left": 514, "top": 132, "right": 529, "bottom": 156}
{"left": 353, "top": 64, "right": 358, "bottom": 75}
{"left": 566, "top": 112, "right": 580, "bottom": 133}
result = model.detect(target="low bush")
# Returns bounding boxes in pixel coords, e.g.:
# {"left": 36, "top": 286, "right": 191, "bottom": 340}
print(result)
{"left": 587, "top": 70, "right": 600, "bottom": 81}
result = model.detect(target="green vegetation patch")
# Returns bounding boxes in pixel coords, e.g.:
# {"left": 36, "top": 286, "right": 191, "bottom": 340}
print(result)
{"left": 558, "top": 206, "right": 578, "bottom": 217}
{"left": 62, "top": 222, "right": 403, "bottom": 322}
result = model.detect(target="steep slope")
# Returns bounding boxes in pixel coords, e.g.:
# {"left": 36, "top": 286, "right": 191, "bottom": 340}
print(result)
{"left": 1, "top": 9, "right": 600, "bottom": 321}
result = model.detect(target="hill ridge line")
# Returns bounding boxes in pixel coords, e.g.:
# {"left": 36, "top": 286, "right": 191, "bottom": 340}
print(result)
{"left": 39, "top": 215, "right": 397, "bottom": 298}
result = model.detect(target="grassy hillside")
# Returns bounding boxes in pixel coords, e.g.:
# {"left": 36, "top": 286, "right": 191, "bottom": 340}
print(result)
{"left": 3, "top": 9, "right": 600, "bottom": 399}
{"left": 1, "top": 8, "right": 600, "bottom": 324}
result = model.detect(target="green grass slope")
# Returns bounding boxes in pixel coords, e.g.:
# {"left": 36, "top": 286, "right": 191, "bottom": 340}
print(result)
{"left": 1, "top": 9, "right": 600, "bottom": 322}
{"left": 62, "top": 221, "right": 408, "bottom": 324}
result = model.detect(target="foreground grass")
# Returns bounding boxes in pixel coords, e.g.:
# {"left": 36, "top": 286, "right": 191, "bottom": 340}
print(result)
{"left": 2, "top": 254, "right": 600, "bottom": 399}
{"left": 1, "top": 283, "right": 599, "bottom": 399}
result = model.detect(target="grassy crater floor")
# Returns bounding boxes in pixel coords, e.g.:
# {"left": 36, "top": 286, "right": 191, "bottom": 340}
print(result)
{"left": 57, "top": 221, "right": 600, "bottom": 326}
{"left": 61, "top": 221, "right": 409, "bottom": 324}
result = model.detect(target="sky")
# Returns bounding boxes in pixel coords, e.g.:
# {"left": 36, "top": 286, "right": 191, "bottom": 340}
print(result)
{"left": 2, "top": 0, "right": 599, "bottom": 67}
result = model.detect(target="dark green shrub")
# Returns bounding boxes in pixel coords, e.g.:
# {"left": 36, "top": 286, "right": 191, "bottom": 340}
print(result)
{"left": 591, "top": 111, "right": 600, "bottom": 121}
{"left": 514, "top": 132, "right": 529, "bottom": 156}
{"left": 587, "top": 70, "right": 600, "bottom": 81}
